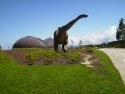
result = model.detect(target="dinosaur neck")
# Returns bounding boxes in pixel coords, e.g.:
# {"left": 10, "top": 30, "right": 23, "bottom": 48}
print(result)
{"left": 60, "top": 17, "right": 81, "bottom": 32}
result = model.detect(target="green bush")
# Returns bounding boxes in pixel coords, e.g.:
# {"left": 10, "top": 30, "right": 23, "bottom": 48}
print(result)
{"left": 24, "top": 48, "right": 82, "bottom": 63}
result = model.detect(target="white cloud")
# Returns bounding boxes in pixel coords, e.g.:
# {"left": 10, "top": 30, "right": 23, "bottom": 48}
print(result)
{"left": 0, "top": 42, "right": 13, "bottom": 50}
{"left": 69, "top": 26, "right": 117, "bottom": 46}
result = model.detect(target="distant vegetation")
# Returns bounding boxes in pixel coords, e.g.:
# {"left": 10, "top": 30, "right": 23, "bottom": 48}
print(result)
{"left": 96, "top": 40, "right": 125, "bottom": 48}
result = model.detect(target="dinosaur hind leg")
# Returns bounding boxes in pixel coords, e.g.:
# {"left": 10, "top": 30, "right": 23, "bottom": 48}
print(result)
{"left": 54, "top": 38, "right": 58, "bottom": 52}
{"left": 54, "top": 44, "right": 58, "bottom": 52}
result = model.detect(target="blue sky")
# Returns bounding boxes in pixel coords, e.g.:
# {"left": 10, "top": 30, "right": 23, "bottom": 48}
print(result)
{"left": 0, "top": 0, "right": 125, "bottom": 49}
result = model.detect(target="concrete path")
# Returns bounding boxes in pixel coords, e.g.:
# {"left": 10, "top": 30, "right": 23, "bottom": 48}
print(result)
{"left": 100, "top": 48, "right": 125, "bottom": 84}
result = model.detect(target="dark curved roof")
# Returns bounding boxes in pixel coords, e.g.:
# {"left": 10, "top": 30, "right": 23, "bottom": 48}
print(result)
{"left": 44, "top": 37, "right": 54, "bottom": 48}
{"left": 13, "top": 36, "right": 46, "bottom": 48}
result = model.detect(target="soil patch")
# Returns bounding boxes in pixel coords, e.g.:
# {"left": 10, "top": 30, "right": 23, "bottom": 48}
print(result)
{"left": 5, "top": 49, "right": 102, "bottom": 67}
{"left": 5, "top": 50, "right": 27, "bottom": 64}
{"left": 81, "top": 53, "right": 103, "bottom": 68}
{"left": 5, "top": 50, "right": 76, "bottom": 65}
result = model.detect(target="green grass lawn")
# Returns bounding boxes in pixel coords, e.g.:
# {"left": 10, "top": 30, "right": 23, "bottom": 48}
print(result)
{"left": 0, "top": 48, "right": 125, "bottom": 94}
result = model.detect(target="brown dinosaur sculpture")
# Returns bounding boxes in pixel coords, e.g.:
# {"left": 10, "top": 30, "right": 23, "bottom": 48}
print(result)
{"left": 54, "top": 14, "right": 88, "bottom": 52}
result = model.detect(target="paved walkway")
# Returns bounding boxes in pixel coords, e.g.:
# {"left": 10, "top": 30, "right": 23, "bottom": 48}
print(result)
{"left": 100, "top": 48, "right": 125, "bottom": 84}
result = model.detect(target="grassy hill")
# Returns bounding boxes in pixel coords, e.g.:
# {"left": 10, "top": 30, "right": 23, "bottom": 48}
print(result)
{"left": 0, "top": 48, "right": 125, "bottom": 94}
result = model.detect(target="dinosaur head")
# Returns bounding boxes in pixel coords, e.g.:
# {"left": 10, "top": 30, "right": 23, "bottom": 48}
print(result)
{"left": 77, "top": 14, "right": 88, "bottom": 19}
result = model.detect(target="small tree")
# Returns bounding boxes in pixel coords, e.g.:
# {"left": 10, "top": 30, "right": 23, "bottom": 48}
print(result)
{"left": 79, "top": 40, "right": 83, "bottom": 47}
{"left": 71, "top": 40, "right": 74, "bottom": 47}
{"left": 116, "top": 18, "right": 125, "bottom": 40}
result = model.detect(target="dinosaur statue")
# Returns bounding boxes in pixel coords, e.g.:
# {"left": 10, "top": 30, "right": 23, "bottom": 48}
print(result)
{"left": 54, "top": 14, "right": 88, "bottom": 52}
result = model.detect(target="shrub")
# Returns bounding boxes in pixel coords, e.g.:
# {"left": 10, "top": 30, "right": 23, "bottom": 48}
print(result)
{"left": 25, "top": 48, "right": 83, "bottom": 64}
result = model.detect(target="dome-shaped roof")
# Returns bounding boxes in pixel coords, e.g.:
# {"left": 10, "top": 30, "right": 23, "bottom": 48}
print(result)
{"left": 44, "top": 37, "right": 54, "bottom": 48}
{"left": 13, "top": 36, "right": 46, "bottom": 48}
